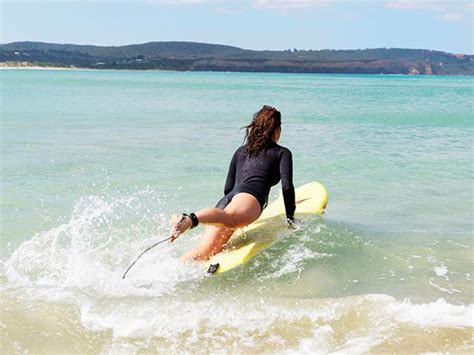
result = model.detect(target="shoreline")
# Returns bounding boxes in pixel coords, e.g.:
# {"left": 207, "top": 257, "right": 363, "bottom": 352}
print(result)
{"left": 1, "top": 65, "right": 472, "bottom": 77}
{"left": 0, "top": 65, "right": 83, "bottom": 71}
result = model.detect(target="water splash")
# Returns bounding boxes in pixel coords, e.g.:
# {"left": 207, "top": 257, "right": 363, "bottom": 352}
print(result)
{"left": 3, "top": 188, "right": 203, "bottom": 299}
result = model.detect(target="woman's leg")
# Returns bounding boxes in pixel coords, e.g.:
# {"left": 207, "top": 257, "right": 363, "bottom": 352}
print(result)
{"left": 180, "top": 225, "right": 234, "bottom": 261}
{"left": 171, "top": 193, "right": 262, "bottom": 260}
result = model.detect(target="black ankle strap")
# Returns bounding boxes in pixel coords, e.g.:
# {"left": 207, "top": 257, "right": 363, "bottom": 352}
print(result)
{"left": 183, "top": 212, "right": 199, "bottom": 228}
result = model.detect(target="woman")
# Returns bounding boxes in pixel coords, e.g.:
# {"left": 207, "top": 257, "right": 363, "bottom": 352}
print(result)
{"left": 169, "top": 105, "right": 296, "bottom": 261}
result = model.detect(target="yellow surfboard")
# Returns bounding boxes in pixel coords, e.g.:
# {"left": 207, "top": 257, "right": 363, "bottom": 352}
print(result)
{"left": 204, "top": 181, "right": 328, "bottom": 274}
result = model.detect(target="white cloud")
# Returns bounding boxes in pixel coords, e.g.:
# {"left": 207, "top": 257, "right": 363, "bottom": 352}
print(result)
{"left": 253, "top": 0, "right": 330, "bottom": 10}
{"left": 385, "top": 1, "right": 445, "bottom": 12}
{"left": 147, "top": 0, "right": 219, "bottom": 3}
{"left": 3, "top": 0, "right": 228, "bottom": 3}
{"left": 146, "top": 0, "right": 330, "bottom": 9}
{"left": 385, "top": 1, "right": 472, "bottom": 23}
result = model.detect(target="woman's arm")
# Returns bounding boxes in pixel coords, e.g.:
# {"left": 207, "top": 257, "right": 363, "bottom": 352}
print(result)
{"left": 224, "top": 148, "right": 239, "bottom": 195}
{"left": 279, "top": 149, "right": 296, "bottom": 221}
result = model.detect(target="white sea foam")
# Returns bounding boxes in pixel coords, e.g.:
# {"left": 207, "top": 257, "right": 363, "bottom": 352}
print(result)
{"left": 74, "top": 292, "right": 473, "bottom": 348}
{"left": 3, "top": 191, "right": 203, "bottom": 300}
{"left": 292, "top": 295, "right": 473, "bottom": 354}
{"left": 388, "top": 298, "right": 474, "bottom": 328}
{"left": 2, "top": 192, "right": 473, "bottom": 353}
{"left": 428, "top": 279, "right": 453, "bottom": 294}
{"left": 264, "top": 243, "right": 331, "bottom": 279}
{"left": 447, "top": 240, "right": 470, "bottom": 248}
{"left": 434, "top": 264, "right": 448, "bottom": 278}
{"left": 292, "top": 294, "right": 474, "bottom": 354}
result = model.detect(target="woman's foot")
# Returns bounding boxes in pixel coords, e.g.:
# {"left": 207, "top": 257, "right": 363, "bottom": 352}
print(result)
{"left": 169, "top": 214, "right": 193, "bottom": 242}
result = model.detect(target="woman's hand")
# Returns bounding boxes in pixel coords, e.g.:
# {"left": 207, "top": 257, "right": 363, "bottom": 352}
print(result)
{"left": 169, "top": 214, "right": 193, "bottom": 242}
{"left": 287, "top": 217, "right": 303, "bottom": 229}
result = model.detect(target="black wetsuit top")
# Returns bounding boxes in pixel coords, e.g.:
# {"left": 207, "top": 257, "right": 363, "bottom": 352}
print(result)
{"left": 215, "top": 142, "right": 296, "bottom": 220}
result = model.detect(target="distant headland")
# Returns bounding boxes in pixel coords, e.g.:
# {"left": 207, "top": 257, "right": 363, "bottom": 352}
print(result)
{"left": 1, "top": 41, "right": 472, "bottom": 75}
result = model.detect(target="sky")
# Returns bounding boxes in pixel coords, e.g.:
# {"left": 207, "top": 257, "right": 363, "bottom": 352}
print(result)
{"left": 1, "top": 1, "right": 473, "bottom": 54}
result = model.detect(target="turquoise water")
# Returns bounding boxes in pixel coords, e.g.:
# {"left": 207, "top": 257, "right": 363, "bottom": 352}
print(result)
{"left": 1, "top": 69, "right": 473, "bottom": 353}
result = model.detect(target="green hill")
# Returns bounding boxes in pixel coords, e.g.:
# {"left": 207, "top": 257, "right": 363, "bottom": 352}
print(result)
{"left": 1, "top": 41, "right": 472, "bottom": 75}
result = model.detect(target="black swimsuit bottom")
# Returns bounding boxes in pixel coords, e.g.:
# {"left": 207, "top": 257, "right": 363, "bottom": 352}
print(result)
{"left": 215, "top": 143, "right": 296, "bottom": 220}
{"left": 215, "top": 186, "right": 268, "bottom": 211}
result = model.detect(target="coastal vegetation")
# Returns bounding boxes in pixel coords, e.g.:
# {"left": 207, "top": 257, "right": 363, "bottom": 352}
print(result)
{"left": 1, "top": 41, "right": 472, "bottom": 75}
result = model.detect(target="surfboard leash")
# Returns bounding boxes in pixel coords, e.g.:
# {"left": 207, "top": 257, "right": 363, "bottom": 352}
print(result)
{"left": 122, "top": 236, "right": 172, "bottom": 279}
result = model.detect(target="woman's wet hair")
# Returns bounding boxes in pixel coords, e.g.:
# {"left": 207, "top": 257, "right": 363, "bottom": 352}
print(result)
{"left": 243, "top": 105, "right": 281, "bottom": 156}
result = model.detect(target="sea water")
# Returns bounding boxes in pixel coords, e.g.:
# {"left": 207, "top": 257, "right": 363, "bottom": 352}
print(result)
{"left": 1, "top": 69, "right": 473, "bottom": 353}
